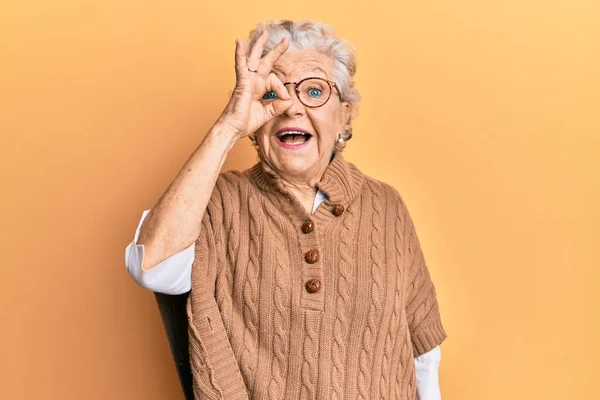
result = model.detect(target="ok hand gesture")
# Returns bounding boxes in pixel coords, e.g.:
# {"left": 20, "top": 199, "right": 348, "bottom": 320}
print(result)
{"left": 216, "top": 31, "right": 293, "bottom": 139}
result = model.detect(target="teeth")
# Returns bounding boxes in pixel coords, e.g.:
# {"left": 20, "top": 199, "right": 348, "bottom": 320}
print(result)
{"left": 277, "top": 130, "right": 312, "bottom": 146}
{"left": 277, "top": 131, "right": 310, "bottom": 137}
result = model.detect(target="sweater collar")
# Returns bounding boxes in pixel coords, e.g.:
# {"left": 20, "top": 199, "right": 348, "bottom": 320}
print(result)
{"left": 248, "top": 151, "right": 365, "bottom": 206}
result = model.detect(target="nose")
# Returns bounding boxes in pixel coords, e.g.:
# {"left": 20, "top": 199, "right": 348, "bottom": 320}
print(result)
{"left": 282, "top": 85, "right": 304, "bottom": 118}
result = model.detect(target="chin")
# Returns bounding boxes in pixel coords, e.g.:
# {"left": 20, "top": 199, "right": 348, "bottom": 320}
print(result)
{"left": 277, "top": 156, "right": 316, "bottom": 177}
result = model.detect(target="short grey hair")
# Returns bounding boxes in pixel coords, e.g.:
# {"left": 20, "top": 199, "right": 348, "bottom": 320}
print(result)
{"left": 247, "top": 20, "right": 361, "bottom": 147}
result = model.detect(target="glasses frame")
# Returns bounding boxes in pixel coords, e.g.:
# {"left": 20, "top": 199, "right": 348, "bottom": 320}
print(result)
{"left": 282, "top": 76, "right": 341, "bottom": 108}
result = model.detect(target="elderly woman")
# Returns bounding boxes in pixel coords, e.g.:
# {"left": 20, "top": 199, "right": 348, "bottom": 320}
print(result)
{"left": 126, "top": 20, "right": 447, "bottom": 400}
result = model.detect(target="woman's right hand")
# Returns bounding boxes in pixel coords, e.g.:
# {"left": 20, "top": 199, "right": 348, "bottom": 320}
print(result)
{"left": 215, "top": 30, "right": 293, "bottom": 139}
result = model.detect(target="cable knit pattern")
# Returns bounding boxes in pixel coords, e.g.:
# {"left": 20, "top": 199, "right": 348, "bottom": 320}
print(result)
{"left": 213, "top": 179, "right": 232, "bottom": 331}
{"left": 396, "top": 333, "right": 413, "bottom": 399}
{"left": 267, "top": 213, "right": 291, "bottom": 400}
{"left": 357, "top": 181, "right": 385, "bottom": 399}
{"left": 330, "top": 198, "right": 359, "bottom": 400}
{"left": 301, "top": 311, "right": 321, "bottom": 399}
{"left": 240, "top": 191, "right": 262, "bottom": 393}
{"left": 218, "top": 173, "right": 241, "bottom": 333}
{"left": 187, "top": 152, "right": 447, "bottom": 399}
{"left": 379, "top": 199, "right": 406, "bottom": 399}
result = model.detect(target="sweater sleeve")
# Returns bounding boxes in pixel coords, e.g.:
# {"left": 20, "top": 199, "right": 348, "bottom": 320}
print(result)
{"left": 187, "top": 173, "right": 249, "bottom": 398}
{"left": 192, "top": 176, "right": 228, "bottom": 289}
{"left": 400, "top": 199, "right": 448, "bottom": 357}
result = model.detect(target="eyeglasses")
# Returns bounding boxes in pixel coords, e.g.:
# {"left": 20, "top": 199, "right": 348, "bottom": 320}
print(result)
{"left": 261, "top": 77, "right": 342, "bottom": 108}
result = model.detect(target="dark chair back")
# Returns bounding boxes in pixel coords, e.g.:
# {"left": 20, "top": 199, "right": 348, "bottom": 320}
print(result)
{"left": 154, "top": 292, "right": 194, "bottom": 400}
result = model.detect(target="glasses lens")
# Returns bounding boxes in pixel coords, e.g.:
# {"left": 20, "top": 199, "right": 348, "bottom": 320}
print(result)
{"left": 297, "top": 79, "right": 331, "bottom": 107}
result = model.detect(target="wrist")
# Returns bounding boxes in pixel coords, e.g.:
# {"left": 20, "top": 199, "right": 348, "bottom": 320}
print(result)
{"left": 210, "top": 121, "right": 243, "bottom": 143}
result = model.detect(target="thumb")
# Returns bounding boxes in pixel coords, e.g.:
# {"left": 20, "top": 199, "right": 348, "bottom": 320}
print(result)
{"left": 266, "top": 97, "right": 293, "bottom": 118}
{"left": 262, "top": 73, "right": 293, "bottom": 118}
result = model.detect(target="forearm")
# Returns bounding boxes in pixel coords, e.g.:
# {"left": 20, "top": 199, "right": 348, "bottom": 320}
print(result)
{"left": 136, "top": 123, "right": 238, "bottom": 270}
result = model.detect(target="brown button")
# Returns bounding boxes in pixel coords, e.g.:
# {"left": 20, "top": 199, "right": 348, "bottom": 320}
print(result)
{"left": 305, "top": 279, "right": 321, "bottom": 293}
{"left": 302, "top": 220, "right": 314, "bottom": 234}
{"left": 304, "top": 249, "right": 319, "bottom": 264}
{"left": 332, "top": 204, "right": 345, "bottom": 216}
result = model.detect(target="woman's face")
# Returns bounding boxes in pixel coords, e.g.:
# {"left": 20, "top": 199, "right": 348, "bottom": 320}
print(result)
{"left": 254, "top": 49, "right": 351, "bottom": 183}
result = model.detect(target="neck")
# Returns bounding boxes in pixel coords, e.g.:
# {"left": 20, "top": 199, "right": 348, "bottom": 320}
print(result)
{"left": 257, "top": 152, "right": 332, "bottom": 197}
{"left": 248, "top": 150, "right": 365, "bottom": 216}
{"left": 277, "top": 178, "right": 319, "bottom": 214}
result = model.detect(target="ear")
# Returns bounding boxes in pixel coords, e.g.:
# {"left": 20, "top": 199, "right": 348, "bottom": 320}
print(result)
{"left": 248, "top": 134, "right": 258, "bottom": 147}
{"left": 339, "top": 101, "right": 352, "bottom": 129}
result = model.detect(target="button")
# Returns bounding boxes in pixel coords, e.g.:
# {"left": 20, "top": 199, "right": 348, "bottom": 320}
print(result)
{"left": 302, "top": 220, "right": 314, "bottom": 234}
{"left": 304, "top": 249, "right": 319, "bottom": 264}
{"left": 332, "top": 204, "right": 345, "bottom": 216}
{"left": 305, "top": 279, "right": 321, "bottom": 293}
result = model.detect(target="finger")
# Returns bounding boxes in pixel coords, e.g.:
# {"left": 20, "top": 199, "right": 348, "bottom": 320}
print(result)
{"left": 234, "top": 39, "right": 248, "bottom": 80}
{"left": 263, "top": 73, "right": 293, "bottom": 117}
{"left": 265, "top": 73, "right": 291, "bottom": 101}
{"left": 247, "top": 30, "right": 269, "bottom": 69}
{"left": 264, "top": 97, "right": 293, "bottom": 119}
{"left": 257, "top": 37, "right": 289, "bottom": 76}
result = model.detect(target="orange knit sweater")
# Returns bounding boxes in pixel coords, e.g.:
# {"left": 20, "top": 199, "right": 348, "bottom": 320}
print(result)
{"left": 186, "top": 152, "right": 447, "bottom": 399}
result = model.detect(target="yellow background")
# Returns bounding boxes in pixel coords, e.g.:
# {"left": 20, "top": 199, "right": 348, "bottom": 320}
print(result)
{"left": 1, "top": 1, "right": 598, "bottom": 399}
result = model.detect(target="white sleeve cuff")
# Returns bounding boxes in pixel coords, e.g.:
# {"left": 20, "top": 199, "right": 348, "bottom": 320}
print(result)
{"left": 124, "top": 210, "right": 194, "bottom": 295}
{"left": 414, "top": 345, "right": 442, "bottom": 400}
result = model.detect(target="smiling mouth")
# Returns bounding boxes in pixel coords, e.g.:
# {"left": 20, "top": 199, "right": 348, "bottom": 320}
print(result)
{"left": 276, "top": 131, "right": 313, "bottom": 145}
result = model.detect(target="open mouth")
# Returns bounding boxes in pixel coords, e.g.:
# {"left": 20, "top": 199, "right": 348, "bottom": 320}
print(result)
{"left": 276, "top": 131, "right": 313, "bottom": 145}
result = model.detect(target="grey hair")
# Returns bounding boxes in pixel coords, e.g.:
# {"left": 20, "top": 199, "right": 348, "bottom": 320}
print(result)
{"left": 246, "top": 20, "right": 361, "bottom": 148}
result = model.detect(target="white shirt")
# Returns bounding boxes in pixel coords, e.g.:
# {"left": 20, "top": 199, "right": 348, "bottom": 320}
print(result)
{"left": 125, "top": 189, "right": 442, "bottom": 400}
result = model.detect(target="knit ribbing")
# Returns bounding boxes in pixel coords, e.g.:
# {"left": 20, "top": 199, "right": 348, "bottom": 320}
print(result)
{"left": 187, "top": 152, "right": 447, "bottom": 399}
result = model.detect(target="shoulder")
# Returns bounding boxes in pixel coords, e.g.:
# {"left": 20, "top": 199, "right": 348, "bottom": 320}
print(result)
{"left": 211, "top": 169, "right": 251, "bottom": 198}
{"left": 217, "top": 168, "right": 247, "bottom": 185}
{"left": 360, "top": 174, "right": 405, "bottom": 203}
{"left": 358, "top": 174, "right": 414, "bottom": 219}
{"left": 209, "top": 167, "right": 266, "bottom": 210}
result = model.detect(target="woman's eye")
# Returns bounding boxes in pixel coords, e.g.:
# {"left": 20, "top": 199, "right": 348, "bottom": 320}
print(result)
{"left": 308, "top": 88, "right": 322, "bottom": 97}
{"left": 262, "top": 91, "right": 277, "bottom": 100}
